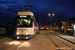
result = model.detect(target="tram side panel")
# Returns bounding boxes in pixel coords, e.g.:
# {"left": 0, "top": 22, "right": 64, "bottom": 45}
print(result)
{"left": 34, "top": 20, "right": 38, "bottom": 34}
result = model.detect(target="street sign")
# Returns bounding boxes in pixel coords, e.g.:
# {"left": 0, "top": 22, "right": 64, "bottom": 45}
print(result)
{"left": 73, "top": 25, "right": 75, "bottom": 36}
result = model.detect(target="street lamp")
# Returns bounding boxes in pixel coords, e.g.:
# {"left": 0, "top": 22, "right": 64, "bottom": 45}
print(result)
{"left": 48, "top": 14, "right": 50, "bottom": 16}
{"left": 48, "top": 13, "right": 55, "bottom": 29}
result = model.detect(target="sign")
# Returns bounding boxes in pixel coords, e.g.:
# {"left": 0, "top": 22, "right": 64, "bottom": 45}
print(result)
{"left": 74, "top": 25, "right": 75, "bottom": 30}
{"left": 73, "top": 25, "right": 75, "bottom": 36}
{"left": 20, "top": 15, "right": 27, "bottom": 18}
{"left": 21, "top": 30, "right": 24, "bottom": 35}
{"left": 19, "top": 29, "right": 26, "bottom": 30}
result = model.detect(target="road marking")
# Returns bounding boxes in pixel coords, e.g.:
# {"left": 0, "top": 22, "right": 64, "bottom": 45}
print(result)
{"left": 0, "top": 41, "right": 17, "bottom": 50}
{"left": 16, "top": 42, "right": 26, "bottom": 50}
{"left": 9, "top": 41, "right": 17, "bottom": 45}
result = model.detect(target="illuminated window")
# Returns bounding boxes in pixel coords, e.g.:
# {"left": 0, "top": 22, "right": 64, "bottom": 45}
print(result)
{"left": 18, "top": 19, "right": 32, "bottom": 27}
{"left": 20, "top": 15, "right": 27, "bottom": 18}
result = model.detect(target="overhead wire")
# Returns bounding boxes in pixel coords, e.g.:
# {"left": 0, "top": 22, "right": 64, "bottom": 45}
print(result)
{"left": 25, "top": 0, "right": 28, "bottom": 4}
{"left": 27, "top": 0, "right": 33, "bottom": 11}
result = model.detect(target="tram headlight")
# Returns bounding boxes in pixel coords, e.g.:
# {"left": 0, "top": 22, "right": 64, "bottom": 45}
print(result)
{"left": 17, "top": 33, "right": 19, "bottom": 35}
{"left": 26, "top": 37, "right": 28, "bottom": 39}
{"left": 26, "top": 33, "right": 28, "bottom": 35}
{"left": 17, "top": 37, "right": 19, "bottom": 39}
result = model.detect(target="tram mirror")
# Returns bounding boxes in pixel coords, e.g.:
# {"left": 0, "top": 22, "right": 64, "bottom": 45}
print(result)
{"left": 31, "top": 16, "right": 34, "bottom": 19}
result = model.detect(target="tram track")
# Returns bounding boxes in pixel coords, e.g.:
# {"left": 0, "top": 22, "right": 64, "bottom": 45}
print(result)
{"left": 46, "top": 33, "right": 59, "bottom": 50}
{"left": 51, "top": 33, "right": 75, "bottom": 50}
{"left": 49, "top": 31, "right": 75, "bottom": 44}
{"left": 51, "top": 33, "right": 75, "bottom": 49}
{"left": 46, "top": 31, "right": 74, "bottom": 50}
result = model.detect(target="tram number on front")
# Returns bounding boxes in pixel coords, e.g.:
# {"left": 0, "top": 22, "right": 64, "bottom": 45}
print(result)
{"left": 21, "top": 30, "right": 24, "bottom": 35}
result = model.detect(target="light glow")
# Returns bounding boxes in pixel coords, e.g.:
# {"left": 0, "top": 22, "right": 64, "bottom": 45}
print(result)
{"left": 34, "top": 25, "right": 37, "bottom": 29}
{"left": 26, "top": 33, "right": 28, "bottom": 35}
{"left": 52, "top": 14, "right": 54, "bottom": 16}
{"left": 23, "top": 41, "right": 30, "bottom": 47}
{"left": 6, "top": 41, "right": 17, "bottom": 45}
{"left": 74, "top": 25, "right": 75, "bottom": 30}
{"left": 26, "top": 37, "right": 28, "bottom": 39}
{"left": 45, "top": 25, "right": 47, "bottom": 27}
{"left": 17, "top": 42, "right": 26, "bottom": 50}
{"left": 46, "top": 27, "right": 49, "bottom": 29}
{"left": 41, "top": 27, "right": 44, "bottom": 29}
{"left": 17, "top": 33, "right": 19, "bottom": 35}
{"left": 13, "top": 41, "right": 21, "bottom": 45}
{"left": 48, "top": 14, "right": 50, "bottom": 16}
{"left": 61, "top": 26, "right": 64, "bottom": 29}
{"left": 67, "top": 29, "right": 72, "bottom": 31}
{"left": 17, "top": 37, "right": 19, "bottom": 39}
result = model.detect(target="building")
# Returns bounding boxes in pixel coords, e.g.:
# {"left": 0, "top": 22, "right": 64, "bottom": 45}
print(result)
{"left": 56, "top": 17, "right": 75, "bottom": 30}
{"left": 0, "top": 26, "right": 6, "bottom": 36}
{"left": 7, "top": 23, "right": 14, "bottom": 35}
{"left": 53, "top": 23, "right": 58, "bottom": 29}
{"left": 57, "top": 21, "right": 62, "bottom": 29}
{"left": 67, "top": 17, "right": 75, "bottom": 29}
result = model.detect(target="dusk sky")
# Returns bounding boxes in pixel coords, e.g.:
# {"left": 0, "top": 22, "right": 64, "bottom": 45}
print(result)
{"left": 0, "top": 0, "right": 75, "bottom": 26}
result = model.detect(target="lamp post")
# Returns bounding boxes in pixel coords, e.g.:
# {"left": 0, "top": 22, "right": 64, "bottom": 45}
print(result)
{"left": 48, "top": 13, "right": 54, "bottom": 29}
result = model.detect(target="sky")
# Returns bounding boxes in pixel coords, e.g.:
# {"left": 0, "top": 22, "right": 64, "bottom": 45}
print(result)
{"left": 0, "top": 0, "right": 75, "bottom": 26}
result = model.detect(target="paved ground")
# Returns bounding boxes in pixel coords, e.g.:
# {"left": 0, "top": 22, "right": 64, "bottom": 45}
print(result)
{"left": 0, "top": 30, "right": 75, "bottom": 50}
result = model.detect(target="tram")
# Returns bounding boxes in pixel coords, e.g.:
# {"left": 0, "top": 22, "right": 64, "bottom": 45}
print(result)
{"left": 6, "top": 10, "right": 39, "bottom": 39}
{"left": 13, "top": 10, "right": 38, "bottom": 39}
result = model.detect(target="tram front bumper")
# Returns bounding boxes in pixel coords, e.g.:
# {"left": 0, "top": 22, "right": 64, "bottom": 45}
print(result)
{"left": 16, "top": 35, "right": 30, "bottom": 39}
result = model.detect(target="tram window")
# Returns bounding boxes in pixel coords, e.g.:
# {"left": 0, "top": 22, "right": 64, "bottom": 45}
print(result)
{"left": 18, "top": 19, "right": 32, "bottom": 27}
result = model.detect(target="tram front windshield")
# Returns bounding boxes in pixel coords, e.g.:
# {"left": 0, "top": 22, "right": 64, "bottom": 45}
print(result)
{"left": 18, "top": 19, "right": 32, "bottom": 27}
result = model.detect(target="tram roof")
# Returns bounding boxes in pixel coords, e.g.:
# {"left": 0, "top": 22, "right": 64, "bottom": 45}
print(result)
{"left": 17, "top": 10, "right": 34, "bottom": 16}
{"left": 18, "top": 10, "right": 33, "bottom": 12}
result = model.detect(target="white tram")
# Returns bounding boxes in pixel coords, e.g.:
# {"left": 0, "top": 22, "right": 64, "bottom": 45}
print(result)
{"left": 16, "top": 10, "right": 38, "bottom": 39}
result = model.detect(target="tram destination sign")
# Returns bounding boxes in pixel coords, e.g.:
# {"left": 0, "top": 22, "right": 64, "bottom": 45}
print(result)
{"left": 20, "top": 15, "right": 27, "bottom": 18}
{"left": 18, "top": 15, "right": 34, "bottom": 19}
